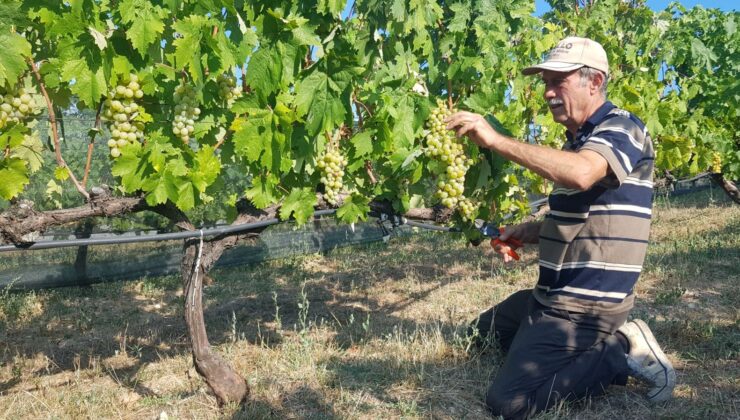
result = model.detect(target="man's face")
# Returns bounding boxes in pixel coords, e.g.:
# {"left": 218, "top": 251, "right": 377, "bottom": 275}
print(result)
{"left": 541, "top": 69, "right": 592, "bottom": 133}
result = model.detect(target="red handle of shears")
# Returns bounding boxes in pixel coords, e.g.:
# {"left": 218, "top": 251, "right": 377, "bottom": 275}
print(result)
{"left": 490, "top": 228, "right": 523, "bottom": 260}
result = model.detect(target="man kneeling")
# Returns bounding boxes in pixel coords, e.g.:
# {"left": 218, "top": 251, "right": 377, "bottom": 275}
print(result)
{"left": 446, "top": 37, "right": 676, "bottom": 419}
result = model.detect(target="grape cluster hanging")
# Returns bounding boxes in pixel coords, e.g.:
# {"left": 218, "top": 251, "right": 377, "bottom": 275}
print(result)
{"left": 172, "top": 81, "right": 200, "bottom": 143}
{"left": 424, "top": 99, "right": 479, "bottom": 222}
{"left": 217, "top": 73, "right": 241, "bottom": 104}
{"left": 317, "top": 132, "right": 348, "bottom": 206}
{"left": 103, "top": 74, "right": 145, "bottom": 158}
{"left": 0, "top": 84, "right": 41, "bottom": 130}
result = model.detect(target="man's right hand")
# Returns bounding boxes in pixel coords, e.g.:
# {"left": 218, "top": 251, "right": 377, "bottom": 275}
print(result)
{"left": 494, "top": 222, "right": 542, "bottom": 262}
{"left": 445, "top": 111, "right": 504, "bottom": 150}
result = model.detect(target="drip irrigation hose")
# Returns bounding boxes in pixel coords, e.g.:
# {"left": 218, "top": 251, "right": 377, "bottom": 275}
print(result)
{"left": 0, "top": 210, "right": 337, "bottom": 252}
{"left": 402, "top": 218, "right": 460, "bottom": 232}
{"left": 0, "top": 208, "right": 474, "bottom": 253}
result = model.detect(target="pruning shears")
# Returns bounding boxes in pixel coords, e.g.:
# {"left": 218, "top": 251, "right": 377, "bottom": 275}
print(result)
{"left": 475, "top": 221, "right": 524, "bottom": 261}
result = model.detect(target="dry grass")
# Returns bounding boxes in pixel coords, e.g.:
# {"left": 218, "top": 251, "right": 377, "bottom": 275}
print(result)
{"left": 1, "top": 188, "right": 738, "bottom": 419}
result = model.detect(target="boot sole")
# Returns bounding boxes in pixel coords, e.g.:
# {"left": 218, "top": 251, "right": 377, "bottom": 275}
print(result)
{"left": 633, "top": 319, "right": 676, "bottom": 401}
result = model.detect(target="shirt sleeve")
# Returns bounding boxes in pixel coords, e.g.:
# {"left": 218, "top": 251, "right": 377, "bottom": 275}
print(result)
{"left": 579, "top": 117, "right": 647, "bottom": 185}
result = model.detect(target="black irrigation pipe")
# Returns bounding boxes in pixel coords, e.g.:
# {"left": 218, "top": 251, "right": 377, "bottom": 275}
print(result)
{"left": 404, "top": 218, "right": 459, "bottom": 232}
{"left": 0, "top": 210, "right": 465, "bottom": 253}
{"left": 0, "top": 195, "right": 551, "bottom": 253}
{"left": 2, "top": 195, "right": 543, "bottom": 251}
{"left": 0, "top": 210, "right": 338, "bottom": 253}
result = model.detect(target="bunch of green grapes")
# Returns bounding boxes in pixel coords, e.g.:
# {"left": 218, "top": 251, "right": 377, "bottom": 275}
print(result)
{"left": 711, "top": 152, "right": 722, "bottom": 173}
{"left": 103, "top": 74, "right": 145, "bottom": 158}
{"left": 457, "top": 197, "right": 478, "bottom": 222}
{"left": 316, "top": 143, "right": 348, "bottom": 206}
{"left": 425, "top": 99, "right": 479, "bottom": 221}
{"left": 172, "top": 81, "right": 200, "bottom": 143}
{"left": 217, "top": 74, "right": 241, "bottom": 103}
{"left": 0, "top": 84, "right": 41, "bottom": 130}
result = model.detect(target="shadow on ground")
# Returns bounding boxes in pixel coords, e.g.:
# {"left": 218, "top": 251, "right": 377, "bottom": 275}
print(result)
{"left": 0, "top": 189, "right": 737, "bottom": 418}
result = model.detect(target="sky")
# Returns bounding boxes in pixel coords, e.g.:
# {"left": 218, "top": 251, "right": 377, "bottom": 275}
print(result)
{"left": 534, "top": 0, "right": 736, "bottom": 14}
{"left": 339, "top": 1, "right": 736, "bottom": 20}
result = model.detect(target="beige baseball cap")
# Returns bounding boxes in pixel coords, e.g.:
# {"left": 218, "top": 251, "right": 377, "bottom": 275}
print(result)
{"left": 522, "top": 37, "right": 609, "bottom": 76}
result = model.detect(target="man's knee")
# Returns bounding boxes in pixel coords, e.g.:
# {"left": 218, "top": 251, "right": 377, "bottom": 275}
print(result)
{"left": 485, "top": 390, "right": 507, "bottom": 417}
{"left": 485, "top": 386, "right": 530, "bottom": 419}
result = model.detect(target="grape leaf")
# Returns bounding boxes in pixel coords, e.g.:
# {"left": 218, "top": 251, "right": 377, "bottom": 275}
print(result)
{"left": 143, "top": 170, "right": 176, "bottom": 206}
{"left": 337, "top": 193, "right": 370, "bottom": 224}
{"left": 245, "top": 174, "right": 279, "bottom": 209}
{"left": 475, "top": 158, "right": 492, "bottom": 189}
{"left": 391, "top": 97, "right": 415, "bottom": 149}
{"left": 11, "top": 131, "right": 44, "bottom": 173}
{"left": 350, "top": 130, "right": 375, "bottom": 157}
{"left": 0, "top": 33, "right": 31, "bottom": 87}
{"left": 147, "top": 141, "right": 175, "bottom": 173}
{"left": 0, "top": 124, "right": 26, "bottom": 149}
{"left": 390, "top": 0, "right": 406, "bottom": 21}
{"left": 173, "top": 16, "right": 208, "bottom": 82}
{"left": 61, "top": 58, "right": 106, "bottom": 107}
{"left": 29, "top": 8, "right": 85, "bottom": 38}
{"left": 318, "top": 0, "right": 345, "bottom": 16}
{"left": 119, "top": 0, "right": 167, "bottom": 57}
{"left": 191, "top": 145, "right": 221, "bottom": 192}
{"left": 295, "top": 70, "right": 347, "bottom": 136}
{"left": 0, "top": 157, "right": 29, "bottom": 200}
{"left": 690, "top": 38, "right": 717, "bottom": 72}
{"left": 279, "top": 187, "right": 316, "bottom": 224}
{"left": 175, "top": 179, "right": 196, "bottom": 211}
{"left": 54, "top": 166, "right": 70, "bottom": 181}
{"left": 245, "top": 46, "right": 282, "bottom": 104}
{"left": 111, "top": 141, "right": 146, "bottom": 192}
{"left": 88, "top": 27, "right": 108, "bottom": 50}
{"left": 292, "top": 25, "right": 322, "bottom": 48}
{"left": 448, "top": 2, "right": 471, "bottom": 33}
{"left": 232, "top": 109, "right": 273, "bottom": 163}
{"left": 208, "top": 29, "right": 239, "bottom": 75}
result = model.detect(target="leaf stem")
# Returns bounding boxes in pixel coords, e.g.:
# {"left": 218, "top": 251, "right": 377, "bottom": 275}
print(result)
{"left": 447, "top": 81, "right": 454, "bottom": 109}
{"left": 27, "top": 58, "right": 90, "bottom": 201}
{"left": 353, "top": 97, "right": 372, "bottom": 118}
{"left": 82, "top": 101, "right": 104, "bottom": 188}
{"left": 365, "top": 160, "right": 377, "bottom": 184}
{"left": 214, "top": 128, "right": 231, "bottom": 151}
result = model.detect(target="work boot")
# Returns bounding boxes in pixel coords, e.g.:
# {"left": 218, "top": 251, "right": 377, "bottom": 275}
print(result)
{"left": 618, "top": 319, "right": 676, "bottom": 402}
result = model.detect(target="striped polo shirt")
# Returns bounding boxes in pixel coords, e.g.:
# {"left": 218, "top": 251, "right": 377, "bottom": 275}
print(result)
{"left": 533, "top": 101, "right": 655, "bottom": 314}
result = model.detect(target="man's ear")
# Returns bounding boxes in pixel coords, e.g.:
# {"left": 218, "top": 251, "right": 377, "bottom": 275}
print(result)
{"left": 590, "top": 72, "right": 604, "bottom": 94}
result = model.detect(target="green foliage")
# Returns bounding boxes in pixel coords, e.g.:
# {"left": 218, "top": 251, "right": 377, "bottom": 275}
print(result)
{"left": 654, "top": 285, "right": 687, "bottom": 306}
{"left": 119, "top": 0, "right": 168, "bottom": 57}
{"left": 280, "top": 187, "right": 317, "bottom": 224}
{"left": 0, "top": 156, "right": 29, "bottom": 199}
{"left": 0, "top": 0, "right": 737, "bottom": 231}
{"left": 0, "top": 33, "right": 31, "bottom": 86}
{"left": 337, "top": 193, "right": 371, "bottom": 224}
{"left": 0, "top": 284, "right": 38, "bottom": 327}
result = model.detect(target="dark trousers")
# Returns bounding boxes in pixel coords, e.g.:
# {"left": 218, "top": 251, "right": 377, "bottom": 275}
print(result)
{"left": 472, "top": 289, "right": 631, "bottom": 419}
